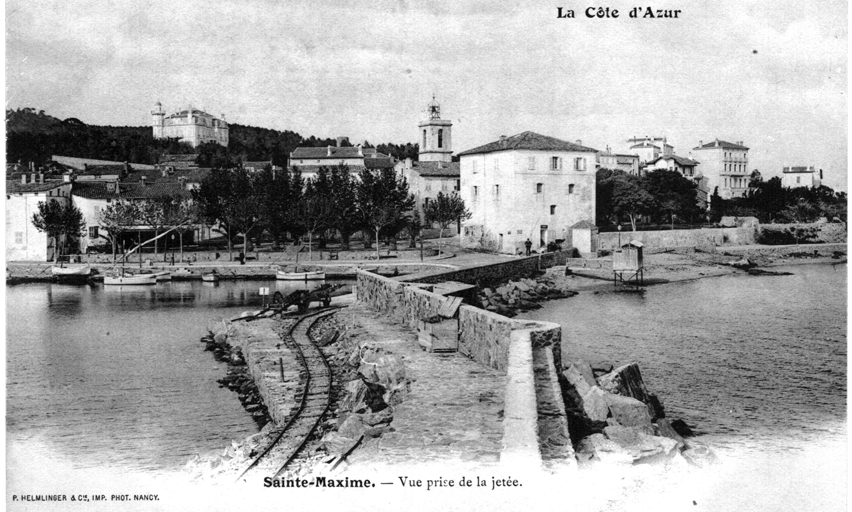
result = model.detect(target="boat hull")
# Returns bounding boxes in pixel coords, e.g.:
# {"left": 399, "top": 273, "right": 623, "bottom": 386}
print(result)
{"left": 52, "top": 265, "right": 92, "bottom": 276}
{"left": 276, "top": 271, "right": 325, "bottom": 281}
{"left": 201, "top": 274, "right": 220, "bottom": 282}
{"left": 104, "top": 275, "right": 158, "bottom": 286}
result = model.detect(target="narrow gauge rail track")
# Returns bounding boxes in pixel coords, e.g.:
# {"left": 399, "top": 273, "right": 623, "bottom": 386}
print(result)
{"left": 236, "top": 307, "right": 340, "bottom": 482}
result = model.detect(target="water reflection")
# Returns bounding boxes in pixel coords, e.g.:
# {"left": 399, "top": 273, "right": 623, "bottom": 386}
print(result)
{"left": 6, "top": 278, "right": 353, "bottom": 472}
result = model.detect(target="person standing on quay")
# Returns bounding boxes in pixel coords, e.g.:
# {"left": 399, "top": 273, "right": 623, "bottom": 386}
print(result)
{"left": 525, "top": 238, "right": 532, "bottom": 256}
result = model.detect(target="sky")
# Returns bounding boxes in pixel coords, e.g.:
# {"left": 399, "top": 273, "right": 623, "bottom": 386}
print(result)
{"left": 5, "top": 0, "right": 848, "bottom": 191}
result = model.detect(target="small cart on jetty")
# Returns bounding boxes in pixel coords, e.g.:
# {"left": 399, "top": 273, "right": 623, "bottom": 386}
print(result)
{"left": 272, "top": 284, "right": 342, "bottom": 313}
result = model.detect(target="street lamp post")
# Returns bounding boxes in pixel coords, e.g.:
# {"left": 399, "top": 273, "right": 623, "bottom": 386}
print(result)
{"left": 617, "top": 224, "right": 622, "bottom": 247}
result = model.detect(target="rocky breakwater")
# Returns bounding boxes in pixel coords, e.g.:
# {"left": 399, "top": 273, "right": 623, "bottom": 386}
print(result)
{"left": 310, "top": 313, "right": 412, "bottom": 468}
{"left": 478, "top": 276, "right": 578, "bottom": 318}
{"left": 198, "top": 327, "right": 270, "bottom": 426}
{"left": 562, "top": 361, "right": 716, "bottom": 468}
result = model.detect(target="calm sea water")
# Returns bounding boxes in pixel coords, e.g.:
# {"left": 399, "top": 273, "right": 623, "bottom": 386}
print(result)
{"left": 5, "top": 278, "right": 338, "bottom": 473}
{"left": 521, "top": 263, "right": 847, "bottom": 454}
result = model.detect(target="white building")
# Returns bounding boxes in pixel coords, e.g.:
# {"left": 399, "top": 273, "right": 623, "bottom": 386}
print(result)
{"left": 289, "top": 142, "right": 395, "bottom": 181}
{"left": 458, "top": 131, "right": 597, "bottom": 254}
{"left": 152, "top": 102, "right": 229, "bottom": 148}
{"left": 692, "top": 139, "right": 750, "bottom": 200}
{"left": 781, "top": 166, "right": 822, "bottom": 189}
{"left": 6, "top": 176, "right": 73, "bottom": 261}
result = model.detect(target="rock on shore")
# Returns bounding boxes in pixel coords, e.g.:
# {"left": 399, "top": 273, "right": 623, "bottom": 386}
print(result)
{"left": 562, "top": 360, "right": 716, "bottom": 467}
{"left": 477, "top": 276, "right": 578, "bottom": 318}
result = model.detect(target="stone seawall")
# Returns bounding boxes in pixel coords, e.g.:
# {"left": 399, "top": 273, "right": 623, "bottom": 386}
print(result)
{"left": 597, "top": 226, "right": 756, "bottom": 252}
{"left": 399, "top": 251, "right": 572, "bottom": 286}
{"left": 356, "top": 269, "right": 570, "bottom": 467}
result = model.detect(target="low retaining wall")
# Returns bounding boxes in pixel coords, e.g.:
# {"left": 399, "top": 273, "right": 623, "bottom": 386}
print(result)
{"left": 399, "top": 251, "right": 572, "bottom": 286}
{"left": 597, "top": 226, "right": 755, "bottom": 252}
{"left": 356, "top": 269, "right": 566, "bottom": 466}
{"left": 720, "top": 243, "right": 847, "bottom": 257}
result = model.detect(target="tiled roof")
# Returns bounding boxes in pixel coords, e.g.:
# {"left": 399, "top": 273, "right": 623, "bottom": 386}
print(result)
{"left": 122, "top": 168, "right": 211, "bottom": 184}
{"left": 165, "top": 109, "right": 216, "bottom": 119}
{"left": 693, "top": 140, "right": 749, "bottom": 150}
{"left": 71, "top": 181, "right": 190, "bottom": 200}
{"left": 291, "top": 147, "right": 365, "bottom": 159}
{"left": 243, "top": 161, "right": 273, "bottom": 169}
{"left": 570, "top": 219, "right": 597, "bottom": 229}
{"left": 289, "top": 165, "right": 367, "bottom": 174}
{"left": 457, "top": 131, "right": 598, "bottom": 156}
{"left": 648, "top": 155, "right": 700, "bottom": 167}
{"left": 411, "top": 161, "right": 460, "bottom": 177}
{"left": 6, "top": 180, "right": 68, "bottom": 194}
{"left": 78, "top": 164, "right": 126, "bottom": 175}
{"left": 630, "top": 143, "right": 660, "bottom": 150}
{"left": 363, "top": 158, "right": 396, "bottom": 169}
{"left": 161, "top": 154, "right": 199, "bottom": 162}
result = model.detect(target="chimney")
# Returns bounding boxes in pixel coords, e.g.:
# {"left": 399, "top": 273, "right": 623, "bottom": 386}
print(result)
{"left": 500, "top": 135, "right": 507, "bottom": 148}
{"left": 606, "top": 145, "right": 611, "bottom": 153}
{"left": 699, "top": 140, "right": 703, "bottom": 146}
{"left": 83, "top": 163, "right": 88, "bottom": 172}
{"left": 357, "top": 144, "right": 363, "bottom": 157}
{"left": 63, "top": 174, "right": 71, "bottom": 183}
{"left": 123, "top": 161, "right": 129, "bottom": 173}
{"left": 714, "top": 139, "right": 719, "bottom": 147}
{"left": 30, "top": 173, "right": 37, "bottom": 184}
{"left": 141, "top": 176, "right": 147, "bottom": 186}
{"left": 21, "top": 174, "right": 27, "bottom": 184}
{"left": 39, "top": 173, "right": 44, "bottom": 184}
{"left": 576, "top": 139, "right": 582, "bottom": 145}
{"left": 327, "top": 146, "right": 332, "bottom": 156}
{"left": 107, "top": 181, "right": 116, "bottom": 193}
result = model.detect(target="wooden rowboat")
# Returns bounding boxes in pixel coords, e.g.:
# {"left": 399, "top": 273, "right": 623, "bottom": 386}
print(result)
{"left": 202, "top": 272, "right": 220, "bottom": 283}
{"left": 276, "top": 270, "right": 325, "bottom": 281}
{"left": 51, "top": 265, "right": 92, "bottom": 276}
{"left": 103, "top": 273, "right": 158, "bottom": 286}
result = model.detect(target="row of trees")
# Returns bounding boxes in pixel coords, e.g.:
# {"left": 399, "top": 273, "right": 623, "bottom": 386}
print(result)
{"left": 710, "top": 174, "right": 847, "bottom": 223}
{"left": 596, "top": 168, "right": 704, "bottom": 229}
{"left": 192, "top": 164, "right": 470, "bottom": 262}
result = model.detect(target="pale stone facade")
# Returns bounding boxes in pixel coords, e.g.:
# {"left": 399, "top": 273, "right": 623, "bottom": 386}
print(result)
{"left": 598, "top": 147, "right": 640, "bottom": 175}
{"left": 152, "top": 102, "right": 229, "bottom": 147}
{"left": 459, "top": 132, "right": 597, "bottom": 254}
{"left": 781, "top": 166, "right": 821, "bottom": 189}
{"left": 692, "top": 139, "right": 749, "bottom": 200}
{"left": 6, "top": 178, "right": 73, "bottom": 261}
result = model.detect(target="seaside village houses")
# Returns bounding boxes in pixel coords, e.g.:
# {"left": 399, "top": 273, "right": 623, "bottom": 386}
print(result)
{"left": 289, "top": 138, "right": 395, "bottom": 181}
{"left": 691, "top": 139, "right": 750, "bottom": 200}
{"left": 459, "top": 131, "right": 598, "bottom": 255}
{"left": 397, "top": 97, "right": 461, "bottom": 224}
{"left": 781, "top": 166, "right": 822, "bottom": 189}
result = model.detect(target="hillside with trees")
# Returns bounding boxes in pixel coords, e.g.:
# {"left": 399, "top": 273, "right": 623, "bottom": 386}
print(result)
{"left": 5, "top": 107, "right": 419, "bottom": 167}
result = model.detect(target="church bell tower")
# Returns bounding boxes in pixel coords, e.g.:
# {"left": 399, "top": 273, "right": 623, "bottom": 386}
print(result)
{"left": 418, "top": 96, "right": 452, "bottom": 163}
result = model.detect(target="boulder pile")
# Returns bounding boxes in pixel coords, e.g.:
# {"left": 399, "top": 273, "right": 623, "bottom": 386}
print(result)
{"left": 477, "top": 276, "right": 578, "bottom": 318}
{"left": 562, "top": 361, "right": 716, "bottom": 467}
{"left": 310, "top": 314, "right": 411, "bottom": 464}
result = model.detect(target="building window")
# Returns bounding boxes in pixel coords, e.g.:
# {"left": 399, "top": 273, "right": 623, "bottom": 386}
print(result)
{"left": 494, "top": 159, "right": 499, "bottom": 172}
{"left": 536, "top": 183, "right": 543, "bottom": 193}
{"left": 89, "top": 226, "right": 99, "bottom": 239}
{"left": 438, "top": 129, "right": 443, "bottom": 149}
{"left": 15, "top": 232, "right": 23, "bottom": 244}
{"left": 550, "top": 205, "right": 556, "bottom": 215}
{"left": 796, "top": 177, "right": 801, "bottom": 184}
{"left": 455, "top": 179, "right": 460, "bottom": 191}
{"left": 527, "top": 157, "right": 536, "bottom": 170}
{"left": 517, "top": 230, "right": 523, "bottom": 234}
{"left": 493, "top": 184, "right": 500, "bottom": 197}
{"left": 441, "top": 181, "right": 448, "bottom": 191}
{"left": 473, "top": 186, "right": 479, "bottom": 197}
{"left": 551, "top": 157, "right": 562, "bottom": 170}
{"left": 472, "top": 161, "right": 479, "bottom": 174}
{"left": 574, "top": 158, "right": 586, "bottom": 171}
{"left": 568, "top": 184, "right": 575, "bottom": 194}
{"left": 422, "top": 129, "right": 427, "bottom": 147}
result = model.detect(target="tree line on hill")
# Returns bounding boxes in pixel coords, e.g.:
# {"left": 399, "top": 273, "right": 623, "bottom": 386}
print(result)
{"left": 6, "top": 107, "right": 420, "bottom": 168}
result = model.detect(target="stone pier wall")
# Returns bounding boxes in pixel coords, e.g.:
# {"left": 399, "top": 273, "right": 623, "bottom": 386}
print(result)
{"left": 398, "top": 251, "right": 573, "bottom": 286}
{"left": 356, "top": 269, "right": 567, "bottom": 466}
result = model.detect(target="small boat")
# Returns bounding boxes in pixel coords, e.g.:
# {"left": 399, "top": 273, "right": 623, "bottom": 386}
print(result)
{"left": 202, "top": 272, "right": 220, "bottom": 283}
{"left": 52, "top": 265, "right": 92, "bottom": 276}
{"left": 103, "top": 273, "right": 158, "bottom": 286}
{"left": 151, "top": 271, "right": 172, "bottom": 282}
{"left": 277, "top": 270, "right": 325, "bottom": 281}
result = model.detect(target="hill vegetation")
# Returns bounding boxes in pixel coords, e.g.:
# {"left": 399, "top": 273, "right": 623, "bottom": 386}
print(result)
{"left": 5, "top": 107, "right": 419, "bottom": 167}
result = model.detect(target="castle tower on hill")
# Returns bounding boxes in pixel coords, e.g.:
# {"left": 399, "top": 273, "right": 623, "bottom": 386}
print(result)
{"left": 151, "top": 102, "right": 229, "bottom": 148}
{"left": 418, "top": 96, "right": 452, "bottom": 163}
